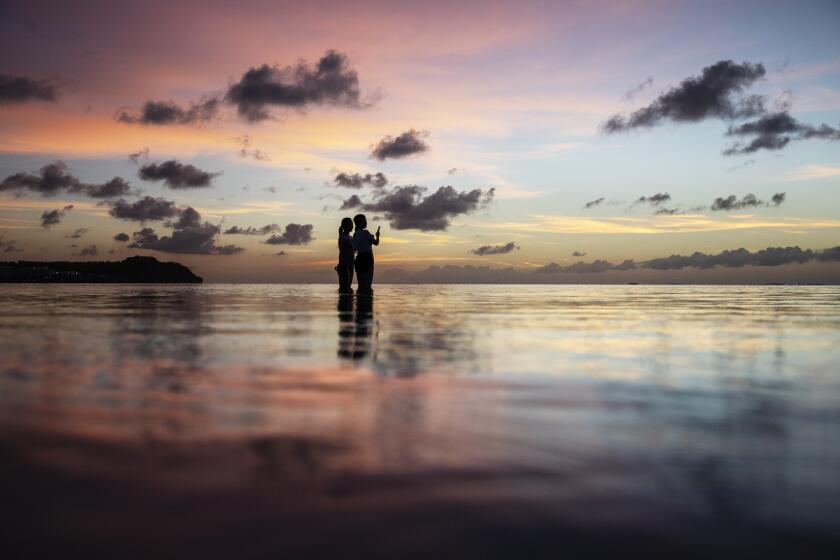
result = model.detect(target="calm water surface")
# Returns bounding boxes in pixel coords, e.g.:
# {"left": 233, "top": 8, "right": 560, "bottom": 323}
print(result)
{"left": 1, "top": 284, "right": 839, "bottom": 558}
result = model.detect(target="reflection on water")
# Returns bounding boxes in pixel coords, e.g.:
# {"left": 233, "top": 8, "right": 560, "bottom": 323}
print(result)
{"left": 1, "top": 284, "right": 839, "bottom": 557}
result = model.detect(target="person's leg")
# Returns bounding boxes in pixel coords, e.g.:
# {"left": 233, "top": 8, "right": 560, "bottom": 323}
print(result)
{"left": 338, "top": 266, "right": 350, "bottom": 292}
{"left": 369, "top": 255, "right": 375, "bottom": 292}
{"left": 356, "top": 254, "right": 372, "bottom": 293}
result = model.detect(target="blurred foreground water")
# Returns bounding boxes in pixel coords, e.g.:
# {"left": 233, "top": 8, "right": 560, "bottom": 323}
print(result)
{"left": 1, "top": 284, "right": 839, "bottom": 558}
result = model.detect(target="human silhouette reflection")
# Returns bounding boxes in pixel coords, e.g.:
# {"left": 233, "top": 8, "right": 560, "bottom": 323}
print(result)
{"left": 337, "top": 294, "right": 375, "bottom": 360}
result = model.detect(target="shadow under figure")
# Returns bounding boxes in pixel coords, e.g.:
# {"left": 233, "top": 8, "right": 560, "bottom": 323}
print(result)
{"left": 352, "top": 214, "right": 379, "bottom": 295}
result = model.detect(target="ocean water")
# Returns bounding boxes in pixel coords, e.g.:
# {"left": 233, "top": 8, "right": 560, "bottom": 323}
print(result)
{"left": 1, "top": 284, "right": 839, "bottom": 558}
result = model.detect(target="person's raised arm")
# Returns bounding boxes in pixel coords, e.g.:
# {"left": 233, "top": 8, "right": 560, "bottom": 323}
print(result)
{"left": 372, "top": 226, "right": 380, "bottom": 246}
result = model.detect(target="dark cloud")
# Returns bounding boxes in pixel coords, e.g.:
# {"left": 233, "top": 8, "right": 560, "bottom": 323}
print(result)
{"left": 275, "top": 251, "right": 288, "bottom": 256}
{"left": 471, "top": 242, "right": 519, "bottom": 256}
{"left": 128, "top": 206, "right": 242, "bottom": 255}
{"left": 643, "top": 246, "right": 829, "bottom": 270}
{"left": 633, "top": 192, "right": 671, "bottom": 206}
{"left": 340, "top": 194, "right": 363, "bottom": 210}
{"left": 64, "top": 227, "right": 89, "bottom": 239}
{"left": 138, "top": 160, "right": 219, "bottom": 189}
{"left": 709, "top": 192, "right": 785, "bottom": 211}
{"left": 654, "top": 208, "right": 680, "bottom": 215}
{"left": 0, "top": 234, "right": 23, "bottom": 253}
{"left": 116, "top": 97, "right": 219, "bottom": 125}
{"left": 603, "top": 60, "right": 766, "bottom": 133}
{"left": 535, "top": 245, "right": 839, "bottom": 274}
{"left": 226, "top": 50, "right": 369, "bottom": 122}
{"left": 40, "top": 205, "right": 73, "bottom": 228}
{"left": 223, "top": 224, "right": 280, "bottom": 235}
{"left": 723, "top": 111, "right": 840, "bottom": 155}
{"left": 370, "top": 129, "right": 429, "bottom": 161}
{"left": 347, "top": 185, "right": 494, "bottom": 231}
{"left": 234, "top": 135, "right": 271, "bottom": 161}
{"left": 128, "top": 147, "right": 149, "bottom": 163}
{"left": 572, "top": 251, "right": 586, "bottom": 257}
{"left": 447, "top": 167, "right": 460, "bottom": 175}
{"left": 108, "top": 196, "right": 180, "bottom": 221}
{"left": 265, "top": 223, "right": 314, "bottom": 245}
{"left": 0, "top": 74, "right": 59, "bottom": 105}
{"left": 0, "top": 161, "right": 132, "bottom": 198}
{"left": 85, "top": 177, "right": 133, "bottom": 198}
{"left": 622, "top": 77, "right": 653, "bottom": 101}
{"left": 114, "top": 232, "right": 130, "bottom": 242}
{"left": 583, "top": 197, "right": 605, "bottom": 209}
{"left": 333, "top": 171, "right": 388, "bottom": 189}
{"left": 536, "top": 260, "right": 629, "bottom": 274}
{"left": 78, "top": 244, "right": 98, "bottom": 257}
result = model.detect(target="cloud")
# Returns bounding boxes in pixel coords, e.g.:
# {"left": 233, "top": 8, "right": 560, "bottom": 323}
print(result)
{"left": 471, "top": 241, "right": 519, "bottom": 255}
{"left": 346, "top": 185, "right": 494, "bottom": 231}
{"left": 264, "top": 224, "right": 314, "bottom": 245}
{"left": 223, "top": 224, "right": 280, "bottom": 235}
{"left": 654, "top": 208, "right": 680, "bottom": 215}
{"left": 40, "top": 205, "right": 73, "bottom": 228}
{"left": 0, "top": 73, "right": 59, "bottom": 105}
{"left": 603, "top": 60, "right": 766, "bottom": 132}
{"left": 0, "top": 161, "right": 132, "bottom": 198}
{"left": 265, "top": 224, "right": 314, "bottom": 245}
{"left": 370, "top": 129, "right": 429, "bottom": 161}
{"left": 633, "top": 192, "right": 671, "bottom": 206}
{"left": 225, "top": 50, "right": 370, "bottom": 122}
{"left": 534, "top": 245, "right": 840, "bottom": 274}
{"left": 234, "top": 135, "right": 270, "bottom": 161}
{"left": 116, "top": 97, "right": 219, "bottom": 125}
{"left": 0, "top": 233, "right": 23, "bottom": 253}
{"left": 723, "top": 111, "right": 840, "bottom": 155}
{"left": 114, "top": 232, "right": 130, "bottom": 242}
{"left": 572, "top": 251, "right": 586, "bottom": 257}
{"left": 622, "top": 77, "right": 653, "bottom": 101}
{"left": 108, "top": 196, "right": 180, "bottom": 221}
{"left": 78, "top": 244, "right": 98, "bottom": 257}
{"left": 275, "top": 251, "right": 288, "bottom": 256}
{"left": 64, "top": 227, "right": 89, "bottom": 239}
{"left": 128, "top": 206, "right": 242, "bottom": 255}
{"left": 138, "top": 160, "right": 219, "bottom": 189}
{"left": 447, "top": 167, "right": 460, "bottom": 175}
{"left": 785, "top": 164, "right": 840, "bottom": 181}
{"left": 340, "top": 194, "right": 363, "bottom": 210}
{"left": 710, "top": 192, "right": 785, "bottom": 211}
{"left": 128, "top": 147, "right": 149, "bottom": 163}
{"left": 583, "top": 197, "right": 605, "bottom": 209}
{"left": 333, "top": 171, "right": 388, "bottom": 189}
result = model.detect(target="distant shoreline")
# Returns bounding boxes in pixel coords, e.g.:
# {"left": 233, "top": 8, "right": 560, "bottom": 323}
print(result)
{"left": 0, "top": 256, "right": 202, "bottom": 283}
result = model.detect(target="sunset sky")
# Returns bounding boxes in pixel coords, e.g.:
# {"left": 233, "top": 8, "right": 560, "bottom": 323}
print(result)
{"left": 1, "top": 0, "right": 839, "bottom": 282}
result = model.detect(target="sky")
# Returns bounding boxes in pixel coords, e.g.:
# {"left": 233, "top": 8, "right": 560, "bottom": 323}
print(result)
{"left": 1, "top": 0, "right": 839, "bottom": 283}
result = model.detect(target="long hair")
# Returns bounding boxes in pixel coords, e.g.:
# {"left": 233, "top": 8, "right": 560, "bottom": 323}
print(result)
{"left": 340, "top": 217, "right": 353, "bottom": 234}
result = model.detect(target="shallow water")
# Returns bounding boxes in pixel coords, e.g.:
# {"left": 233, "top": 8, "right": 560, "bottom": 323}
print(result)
{"left": 1, "top": 284, "right": 839, "bottom": 557}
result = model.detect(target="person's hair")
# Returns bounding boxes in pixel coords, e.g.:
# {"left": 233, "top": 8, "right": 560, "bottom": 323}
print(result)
{"left": 340, "top": 217, "right": 353, "bottom": 233}
{"left": 353, "top": 214, "right": 367, "bottom": 229}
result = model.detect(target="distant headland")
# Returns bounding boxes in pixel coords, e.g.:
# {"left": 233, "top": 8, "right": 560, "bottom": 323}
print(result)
{"left": 0, "top": 256, "right": 202, "bottom": 283}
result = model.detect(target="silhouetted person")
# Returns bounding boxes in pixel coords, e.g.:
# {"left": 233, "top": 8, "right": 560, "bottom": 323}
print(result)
{"left": 352, "top": 214, "right": 379, "bottom": 295}
{"left": 335, "top": 217, "right": 354, "bottom": 293}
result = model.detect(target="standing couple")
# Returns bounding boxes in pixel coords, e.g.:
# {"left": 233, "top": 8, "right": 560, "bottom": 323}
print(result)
{"left": 336, "top": 213, "right": 380, "bottom": 295}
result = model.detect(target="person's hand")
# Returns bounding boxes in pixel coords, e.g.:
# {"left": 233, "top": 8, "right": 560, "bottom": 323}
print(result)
{"left": 376, "top": 226, "right": 381, "bottom": 236}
